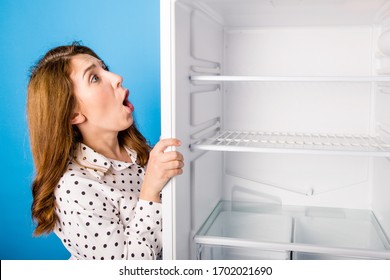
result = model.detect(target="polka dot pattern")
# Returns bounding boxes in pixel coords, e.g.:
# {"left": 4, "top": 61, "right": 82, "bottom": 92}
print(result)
{"left": 54, "top": 143, "right": 162, "bottom": 260}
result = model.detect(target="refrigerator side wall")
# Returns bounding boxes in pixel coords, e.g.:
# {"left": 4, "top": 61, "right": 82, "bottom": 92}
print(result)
{"left": 372, "top": 14, "right": 390, "bottom": 242}
{"left": 188, "top": 7, "right": 225, "bottom": 259}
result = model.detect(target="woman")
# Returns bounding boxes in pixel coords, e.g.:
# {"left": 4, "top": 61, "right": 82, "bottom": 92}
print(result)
{"left": 27, "top": 42, "right": 184, "bottom": 260}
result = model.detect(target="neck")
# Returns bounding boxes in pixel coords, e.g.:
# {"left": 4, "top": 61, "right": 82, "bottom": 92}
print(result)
{"left": 80, "top": 131, "right": 130, "bottom": 162}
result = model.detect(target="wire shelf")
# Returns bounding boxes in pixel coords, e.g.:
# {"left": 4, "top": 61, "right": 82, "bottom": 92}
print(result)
{"left": 191, "top": 130, "right": 390, "bottom": 156}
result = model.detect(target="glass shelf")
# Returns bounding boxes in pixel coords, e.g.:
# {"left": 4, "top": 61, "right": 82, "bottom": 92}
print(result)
{"left": 190, "top": 75, "right": 390, "bottom": 82}
{"left": 194, "top": 201, "right": 390, "bottom": 260}
{"left": 190, "top": 130, "right": 390, "bottom": 157}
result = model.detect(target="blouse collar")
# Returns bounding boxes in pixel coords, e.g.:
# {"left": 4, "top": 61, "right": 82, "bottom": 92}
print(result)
{"left": 73, "top": 142, "right": 138, "bottom": 180}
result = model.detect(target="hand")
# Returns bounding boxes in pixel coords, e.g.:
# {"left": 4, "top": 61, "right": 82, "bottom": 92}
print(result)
{"left": 140, "top": 138, "right": 184, "bottom": 202}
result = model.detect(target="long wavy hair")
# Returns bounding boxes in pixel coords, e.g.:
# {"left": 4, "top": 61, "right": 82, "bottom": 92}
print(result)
{"left": 27, "top": 42, "right": 150, "bottom": 236}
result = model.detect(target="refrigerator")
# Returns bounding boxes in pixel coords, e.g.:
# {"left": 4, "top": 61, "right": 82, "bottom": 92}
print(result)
{"left": 160, "top": 0, "right": 390, "bottom": 260}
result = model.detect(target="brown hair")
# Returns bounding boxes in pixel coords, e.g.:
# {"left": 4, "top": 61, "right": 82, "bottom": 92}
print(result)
{"left": 27, "top": 42, "right": 150, "bottom": 236}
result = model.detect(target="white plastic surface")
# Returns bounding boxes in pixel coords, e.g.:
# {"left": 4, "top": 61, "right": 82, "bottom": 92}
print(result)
{"left": 191, "top": 88, "right": 221, "bottom": 126}
{"left": 378, "top": 29, "right": 390, "bottom": 56}
{"left": 187, "top": 0, "right": 388, "bottom": 27}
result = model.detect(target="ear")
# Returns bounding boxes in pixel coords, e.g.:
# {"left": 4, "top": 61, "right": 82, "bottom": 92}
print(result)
{"left": 70, "top": 112, "right": 86, "bottom": 125}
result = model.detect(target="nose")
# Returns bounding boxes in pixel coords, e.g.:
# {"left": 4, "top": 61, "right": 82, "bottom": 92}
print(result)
{"left": 110, "top": 71, "right": 123, "bottom": 88}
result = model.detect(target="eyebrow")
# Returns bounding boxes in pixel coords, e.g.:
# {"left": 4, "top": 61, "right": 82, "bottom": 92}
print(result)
{"left": 82, "top": 64, "right": 97, "bottom": 80}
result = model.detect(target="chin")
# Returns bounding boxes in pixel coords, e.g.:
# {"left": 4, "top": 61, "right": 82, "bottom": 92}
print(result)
{"left": 124, "top": 120, "right": 134, "bottom": 130}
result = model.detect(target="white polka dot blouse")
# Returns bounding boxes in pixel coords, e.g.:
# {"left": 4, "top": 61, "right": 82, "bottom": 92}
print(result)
{"left": 54, "top": 143, "right": 162, "bottom": 260}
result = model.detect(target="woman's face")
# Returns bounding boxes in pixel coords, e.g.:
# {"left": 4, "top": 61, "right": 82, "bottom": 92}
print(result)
{"left": 69, "top": 53, "right": 134, "bottom": 136}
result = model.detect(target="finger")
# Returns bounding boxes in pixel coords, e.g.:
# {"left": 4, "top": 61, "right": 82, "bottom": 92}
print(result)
{"left": 164, "top": 168, "right": 184, "bottom": 179}
{"left": 160, "top": 151, "right": 184, "bottom": 163}
{"left": 164, "top": 160, "right": 184, "bottom": 170}
{"left": 152, "top": 138, "right": 182, "bottom": 153}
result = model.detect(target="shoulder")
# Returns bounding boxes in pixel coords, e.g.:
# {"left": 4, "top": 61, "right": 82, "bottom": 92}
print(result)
{"left": 57, "top": 161, "right": 90, "bottom": 193}
{"left": 55, "top": 161, "right": 105, "bottom": 210}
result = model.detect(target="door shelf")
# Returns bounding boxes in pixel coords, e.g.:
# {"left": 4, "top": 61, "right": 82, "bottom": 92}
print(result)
{"left": 190, "top": 75, "right": 390, "bottom": 83}
{"left": 190, "top": 130, "right": 390, "bottom": 157}
{"left": 194, "top": 201, "right": 390, "bottom": 260}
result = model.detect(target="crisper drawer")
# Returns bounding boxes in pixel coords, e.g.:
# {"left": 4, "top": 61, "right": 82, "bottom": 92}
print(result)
{"left": 292, "top": 216, "right": 387, "bottom": 260}
{"left": 198, "top": 244, "right": 291, "bottom": 260}
{"left": 194, "top": 201, "right": 294, "bottom": 260}
{"left": 194, "top": 201, "right": 390, "bottom": 260}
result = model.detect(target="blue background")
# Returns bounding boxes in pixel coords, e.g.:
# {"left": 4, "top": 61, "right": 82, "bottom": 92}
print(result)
{"left": 0, "top": 0, "right": 160, "bottom": 260}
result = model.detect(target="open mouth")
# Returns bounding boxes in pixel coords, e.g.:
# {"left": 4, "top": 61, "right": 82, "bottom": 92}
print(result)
{"left": 122, "top": 90, "right": 134, "bottom": 112}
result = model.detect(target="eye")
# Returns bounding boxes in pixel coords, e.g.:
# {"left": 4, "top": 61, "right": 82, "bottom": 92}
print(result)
{"left": 91, "top": 74, "right": 99, "bottom": 83}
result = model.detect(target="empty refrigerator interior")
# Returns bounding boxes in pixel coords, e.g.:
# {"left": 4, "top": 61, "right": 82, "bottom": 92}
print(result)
{"left": 160, "top": 0, "right": 390, "bottom": 259}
